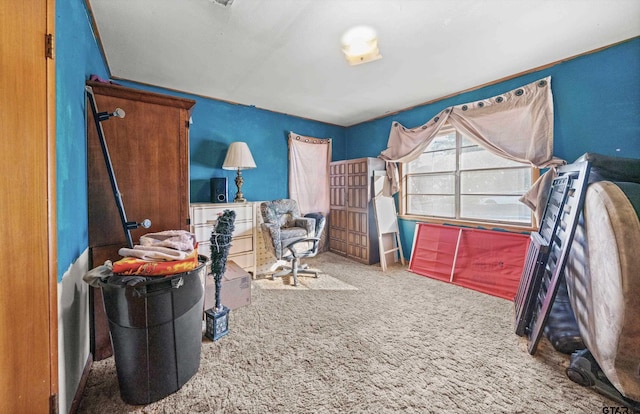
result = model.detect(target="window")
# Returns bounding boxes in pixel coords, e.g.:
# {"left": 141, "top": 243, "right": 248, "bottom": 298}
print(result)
{"left": 402, "top": 125, "right": 534, "bottom": 226}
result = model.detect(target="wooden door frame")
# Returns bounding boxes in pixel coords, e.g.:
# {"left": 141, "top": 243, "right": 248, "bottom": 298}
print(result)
{"left": 47, "top": 0, "right": 59, "bottom": 406}
{"left": 0, "top": 0, "right": 57, "bottom": 411}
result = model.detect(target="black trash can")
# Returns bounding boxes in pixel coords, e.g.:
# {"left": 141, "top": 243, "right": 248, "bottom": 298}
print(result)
{"left": 101, "top": 259, "right": 206, "bottom": 405}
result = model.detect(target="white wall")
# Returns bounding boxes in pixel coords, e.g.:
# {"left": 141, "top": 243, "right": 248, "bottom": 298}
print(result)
{"left": 57, "top": 249, "right": 90, "bottom": 414}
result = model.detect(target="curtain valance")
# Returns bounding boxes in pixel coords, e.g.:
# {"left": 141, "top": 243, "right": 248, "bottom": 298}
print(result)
{"left": 378, "top": 76, "right": 565, "bottom": 222}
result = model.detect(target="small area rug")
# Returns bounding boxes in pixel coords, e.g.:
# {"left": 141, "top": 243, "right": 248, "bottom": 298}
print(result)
{"left": 253, "top": 272, "right": 358, "bottom": 290}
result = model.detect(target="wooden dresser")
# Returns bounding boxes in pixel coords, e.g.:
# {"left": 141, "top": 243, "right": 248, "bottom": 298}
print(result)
{"left": 190, "top": 202, "right": 257, "bottom": 277}
{"left": 86, "top": 81, "right": 195, "bottom": 360}
{"left": 329, "top": 157, "right": 386, "bottom": 264}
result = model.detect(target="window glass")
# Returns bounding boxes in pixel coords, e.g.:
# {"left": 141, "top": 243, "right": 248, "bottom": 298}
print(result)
{"left": 406, "top": 148, "right": 456, "bottom": 173}
{"left": 407, "top": 195, "right": 455, "bottom": 217}
{"left": 460, "top": 169, "right": 531, "bottom": 194}
{"left": 402, "top": 126, "right": 533, "bottom": 226}
{"left": 460, "top": 195, "right": 531, "bottom": 224}
{"left": 407, "top": 174, "right": 455, "bottom": 194}
{"left": 460, "top": 145, "right": 523, "bottom": 170}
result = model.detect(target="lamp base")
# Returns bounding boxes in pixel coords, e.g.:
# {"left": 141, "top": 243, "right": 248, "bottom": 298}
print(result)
{"left": 233, "top": 170, "right": 247, "bottom": 203}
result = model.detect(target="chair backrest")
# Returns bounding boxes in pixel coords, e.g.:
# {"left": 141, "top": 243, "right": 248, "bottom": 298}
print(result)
{"left": 260, "top": 199, "right": 326, "bottom": 258}
{"left": 260, "top": 199, "right": 302, "bottom": 228}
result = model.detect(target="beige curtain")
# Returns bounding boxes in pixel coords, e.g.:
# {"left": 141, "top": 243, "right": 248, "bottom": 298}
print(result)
{"left": 288, "top": 132, "right": 332, "bottom": 216}
{"left": 379, "top": 76, "right": 565, "bottom": 222}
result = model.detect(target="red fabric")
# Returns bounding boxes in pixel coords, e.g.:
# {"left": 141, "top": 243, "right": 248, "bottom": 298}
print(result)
{"left": 409, "top": 223, "right": 530, "bottom": 300}
{"left": 409, "top": 224, "right": 459, "bottom": 282}
{"left": 451, "top": 228, "right": 530, "bottom": 300}
{"left": 112, "top": 249, "right": 199, "bottom": 276}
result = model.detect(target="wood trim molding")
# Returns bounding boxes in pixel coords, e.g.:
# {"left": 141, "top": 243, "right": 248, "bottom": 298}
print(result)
{"left": 86, "top": 80, "right": 196, "bottom": 111}
{"left": 47, "top": 0, "right": 59, "bottom": 404}
{"left": 105, "top": 37, "right": 638, "bottom": 128}
{"left": 348, "top": 36, "right": 640, "bottom": 127}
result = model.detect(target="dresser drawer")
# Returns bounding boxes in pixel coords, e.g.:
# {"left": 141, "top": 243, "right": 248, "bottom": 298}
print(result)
{"left": 192, "top": 203, "right": 253, "bottom": 224}
{"left": 197, "top": 235, "right": 253, "bottom": 257}
{"left": 190, "top": 202, "right": 257, "bottom": 277}
{"left": 193, "top": 219, "right": 254, "bottom": 243}
{"left": 228, "top": 252, "right": 255, "bottom": 272}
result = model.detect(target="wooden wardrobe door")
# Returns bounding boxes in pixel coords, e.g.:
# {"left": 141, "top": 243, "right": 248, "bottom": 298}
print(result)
{"left": 86, "top": 82, "right": 195, "bottom": 360}
{"left": 346, "top": 159, "right": 371, "bottom": 262}
{"left": 329, "top": 161, "right": 347, "bottom": 255}
{"left": 329, "top": 158, "right": 385, "bottom": 265}
{"left": 87, "top": 83, "right": 192, "bottom": 250}
{"left": 0, "top": 0, "right": 57, "bottom": 412}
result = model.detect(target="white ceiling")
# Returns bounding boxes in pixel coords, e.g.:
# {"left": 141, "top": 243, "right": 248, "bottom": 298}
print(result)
{"left": 88, "top": 0, "right": 639, "bottom": 126}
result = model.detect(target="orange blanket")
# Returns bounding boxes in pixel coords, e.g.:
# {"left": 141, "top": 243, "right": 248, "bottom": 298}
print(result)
{"left": 112, "top": 249, "right": 199, "bottom": 276}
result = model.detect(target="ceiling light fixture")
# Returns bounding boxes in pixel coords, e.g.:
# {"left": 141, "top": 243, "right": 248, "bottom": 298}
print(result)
{"left": 341, "top": 25, "right": 382, "bottom": 66}
{"left": 209, "top": 0, "right": 234, "bottom": 7}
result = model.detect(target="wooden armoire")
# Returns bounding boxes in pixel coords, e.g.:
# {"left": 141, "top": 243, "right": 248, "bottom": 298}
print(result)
{"left": 86, "top": 81, "right": 195, "bottom": 360}
{"left": 329, "top": 157, "right": 386, "bottom": 264}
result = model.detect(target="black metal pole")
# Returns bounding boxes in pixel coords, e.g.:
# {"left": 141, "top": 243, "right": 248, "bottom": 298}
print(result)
{"left": 85, "top": 85, "right": 134, "bottom": 248}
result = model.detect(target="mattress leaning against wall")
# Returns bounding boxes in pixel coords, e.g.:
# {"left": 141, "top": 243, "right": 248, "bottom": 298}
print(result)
{"left": 564, "top": 153, "right": 640, "bottom": 404}
{"left": 565, "top": 180, "right": 640, "bottom": 402}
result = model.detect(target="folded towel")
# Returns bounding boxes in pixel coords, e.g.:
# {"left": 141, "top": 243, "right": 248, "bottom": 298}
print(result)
{"left": 139, "top": 230, "right": 197, "bottom": 252}
{"left": 112, "top": 249, "right": 199, "bottom": 276}
{"left": 118, "top": 245, "right": 191, "bottom": 262}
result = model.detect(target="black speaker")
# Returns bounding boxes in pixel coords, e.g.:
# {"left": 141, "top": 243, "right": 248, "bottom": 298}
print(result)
{"left": 210, "top": 177, "right": 228, "bottom": 203}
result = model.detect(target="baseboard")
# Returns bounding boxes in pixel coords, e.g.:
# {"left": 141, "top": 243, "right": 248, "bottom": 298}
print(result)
{"left": 69, "top": 352, "right": 93, "bottom": 414}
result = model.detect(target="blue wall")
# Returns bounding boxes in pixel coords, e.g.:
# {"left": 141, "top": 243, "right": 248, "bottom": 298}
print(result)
{"left": 56, "top": 0, "right": 639, "bottom": 274}
{"left": 108, "top": 33, "right": 640, "bottom": 208}
{"left": 114, "top": 82, "right": 347, "bottom": 203}
{"left": 187, "top": 100, "right": 346, "bottom": 203}
{"left": 346, "top": 38, "right": 640, "bottom": 161}
{"left": 344, "top": 38, "right": 640, "bottom": 255}
{"left": 55, "top": 0, "right": 344, "bottom": 279}
{"left": 56, "top": 0, "right": 109, "bottom": 280}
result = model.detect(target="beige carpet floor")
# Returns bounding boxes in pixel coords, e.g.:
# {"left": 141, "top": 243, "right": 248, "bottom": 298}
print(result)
{"left": 78, "top": 252, "right": 617, "bottom": 413}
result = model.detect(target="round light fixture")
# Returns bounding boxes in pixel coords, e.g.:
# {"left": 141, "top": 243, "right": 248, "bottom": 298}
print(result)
{"left": 341, "top": 25, "right": 382, "bottom": 65}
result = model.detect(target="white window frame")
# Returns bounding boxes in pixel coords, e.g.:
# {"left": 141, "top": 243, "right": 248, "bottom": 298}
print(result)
{"left": 399, "top": 125, "right": 538, "bottom": 231}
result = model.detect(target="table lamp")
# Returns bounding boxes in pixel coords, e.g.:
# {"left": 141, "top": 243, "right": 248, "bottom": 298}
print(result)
{"left": 222, "top": 142, "right": 256, "bottom": 202}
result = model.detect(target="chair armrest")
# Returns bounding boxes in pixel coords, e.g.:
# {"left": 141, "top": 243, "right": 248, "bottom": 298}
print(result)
{"left": 293, "top": 217, "right": 315, "bottom": 236}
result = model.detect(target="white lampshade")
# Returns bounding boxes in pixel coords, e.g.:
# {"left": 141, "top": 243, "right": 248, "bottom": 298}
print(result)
{"left": 222, "top": 142, "right": 256, "bottom": 170}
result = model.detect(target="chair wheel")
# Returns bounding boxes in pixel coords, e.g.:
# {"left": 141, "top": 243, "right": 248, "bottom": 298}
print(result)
{"left": 566, "top": 354, "right": 596, "bottom": 386}
{"left": 566, "top": 366, "right": 594, "bottom": 386}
